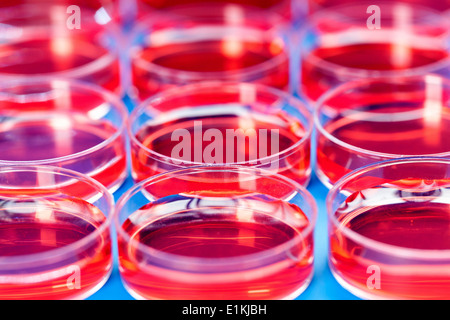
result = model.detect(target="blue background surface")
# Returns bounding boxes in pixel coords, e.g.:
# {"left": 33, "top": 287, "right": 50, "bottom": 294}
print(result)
{"left": 87, "top": 172, "right": 360, "bottom": 300}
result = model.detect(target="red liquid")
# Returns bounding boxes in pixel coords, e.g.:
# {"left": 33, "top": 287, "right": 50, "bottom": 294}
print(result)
{"left": 317, "top": 104, "right": 450, "bottom": 185}
{"left": 301, "top": 43, "right": 450, "bottom": 102}
{"left": 308, "top": 0, "right": 450, "bottom": 13}
{"left": 132, "top": 37, "right": 289, "bottom": 100}
{"left": 330, "top": 188, "right": 450, "bottom": 299}
{"left": 131, "top": 113, "right": 310, "bottom": 185}
{"left": 119, "top": 193, "right": 313, "bottom": 300}
{"left": 140, "top": 0, "right": 287, "bottom": 10}
{"left": 137, "top": 0, "right": 293, "bottom": 20}
{"left": 0, "top": 113, "right": 126, "bottom": 192}
{"left": 0, "top": 1, "right": 113, "bottom": 10}
{"left": 0, "top": 36, "right": 120, "bottom": 93}
{"left": 0, "top": 195, "right": 112, "bottom": 300}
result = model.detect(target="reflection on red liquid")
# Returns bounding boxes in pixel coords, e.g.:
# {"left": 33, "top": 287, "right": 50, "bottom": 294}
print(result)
{"left": 132, "top": 34, "right": 289, "bottom": 100}
{"left": 317, "top": 103, "right": 450, "bottom": 185}
{"left": 131, "top": 114, "right": 310, "bottom": 186}
{"left": 302, "top": 43, "right": 450, "bottom": 102}
{"left": 0, "top": 117, "right": 126, "bottom": 191}
{"left": 0, "top": 0, "right": 113, "bottom": 10}
{"left": 0, "top": 2, "right": 120, "bottom": 93}
{"left": 0, "top": 195, "right": 112, "bottom": 300}
{"left": 309, "top": 0, "right": 450, "bottom": 13}
{"left": 0, "top": 91, "right": 127, "bottom": 191}
{"left": 140, "top": 0, "right": 286, "bottom": 10}
{"left": 0, "top": 37, "right": 120, "bottom": 94}
{"left": 136, "top": 0, "right": 294, "bottom": 21}
{"left": 119, "top": 193, "right": 313, "bottom": 300}
{"left": 330, "top": 188, "right": 450, "bottom": 299}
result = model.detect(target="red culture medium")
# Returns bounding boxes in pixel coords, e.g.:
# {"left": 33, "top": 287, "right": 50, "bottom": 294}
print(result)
{"left": 119, "top": 193, "right": 313, "bottom": 300}
{"left": 302, "top": 43, "right": 449, "bottom": 103}
{"left": 315, "top": 75, "right": 450, "bottom": 186}
{"left": 0, "top": 81, "right": 128, "bottom": 192}
{"left": 329, "top": 168, "right": 450, "bottom": 300}
{"left": 0, "top": 2, "right": 121, "bottom": 92}
{"left": 132, "top": 113, "right": 310, "bottom": 186}
{"left": 129, "top": 83, "right": 312, "bottom": 186}
{"left": 131, "top": 20, "right": 289, "bottom": 100}
{"left": 0, "top": 195, "right": 112, "bottom": 300}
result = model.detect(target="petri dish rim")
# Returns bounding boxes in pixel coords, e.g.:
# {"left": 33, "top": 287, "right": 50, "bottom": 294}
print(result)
{"left": 0, "top": 164, "right": 114, "bottom": 266}
{"left": 0, "top": 78, "right": 128, "bottom": 166}
{"left": 327, "top": 156, "right": 450, "bottom": 261}
{"left": 114, "top": 164, "right": 317, "bottom": 267}
{"left": 128, "top": 81, "right": 313, "bottom": 168}
{"left": 313, "top": 75, "right": 450, "bottom": 159}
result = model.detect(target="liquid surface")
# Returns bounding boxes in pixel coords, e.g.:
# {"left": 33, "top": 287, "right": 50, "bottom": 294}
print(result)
{"left": 0, "top": 117, "right": 112, "bottom": 161}
{"left": 0, "top": 195, "right": 112, "bottom": 299}
{"left": 0, "top": 113, "right": 126, "bottom": 190}
{"left": 338, "top": 199, "right": 450, "bottom": 250}
{"left": 330, "top": 186, "right": 450, "bottom": 299}
{"left": 132, "top": 37, "right": 289, "bottom": 99}
{"left": 119, "top": 193, "right": 313, "bottom": 300}
{"left": 131, "top": 109, "right": 310, "bottom": 185}
{"left": 140, "top": 0, "right": 286, "bottom": 10}
{"left": 0, "top": 196, "right": 103, "bottom": 255}
{"left": 138, "top": 39, "right": 284, "bottom": 72}
{"left": 0, "top": 38, "right": 108, "bottom": 74}
{"left": 135, "top": 114, "right": 303, "bottom": 160}
{"left": 302, "top": 43, "right": 450, "bottom": 101}
{"left": 317, "top": 104, "right": 450, "bottom": 185}
{"left": 308, "top": 0, "right": 450, "bottom": 12}
{"left": 123, "top": 195, "right": 304, "bottom": 258}
{"left": 324, "top": 104, "right": 450, "bottom": 155}
{"left": 0, "top": 37, "right": 120, "bottom": 91}
{"left": 311, "top": 43, "right": 447, "bottom": 71}
{"left": 137, "top": 0, "right": 292, "bottom": 21}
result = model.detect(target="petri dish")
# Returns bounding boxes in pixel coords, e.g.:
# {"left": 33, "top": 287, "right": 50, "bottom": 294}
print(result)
{"left": 315, "top": 75, "right": 450, "bottom": 187}
{"left": 0, "top": 79, "right": 128, "bottom": 192}
{"left": 0, "top": 1, "right": 122, "bottom": 94}
{"left": 300, "top": 2, "right": 450, "bottom": 103}
{"left": 327, "top": 157, "right": 450, "bottom": 300}
{"left": 0, "top": 165, "right": 113, "bottom": 300}
{"left": 128, "top": 82, "right": 312, "bottom": 186}
{"left": 115, "top": 165, "right": 316, "bottom": 300}
{"left": 129, "top": 14, "right": 290, "bottom": 101}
